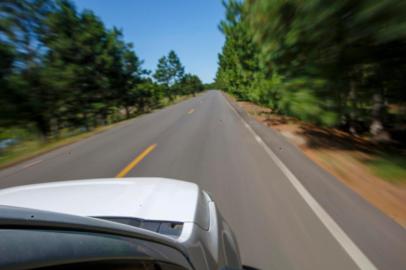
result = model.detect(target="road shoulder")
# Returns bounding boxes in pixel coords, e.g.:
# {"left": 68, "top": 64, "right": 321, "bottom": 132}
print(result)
{"left": 223, "top": 92, "right": 406, "bottom": 270}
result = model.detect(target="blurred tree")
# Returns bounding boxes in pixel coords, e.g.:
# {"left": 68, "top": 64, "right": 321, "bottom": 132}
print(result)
{"left": 0, "top": 0, "right": 198, "bottom": 141}
{"left": 247, "top": 0, "right": 406, "bottom": 135}
{"left": 0, "top": 0, "right": 57, "bottom": 137}
{"left": 216, "top": 0, "right": 261, "bottom": 101}
{"left": 105, "top": 28, "right": 147, "bottom": 119}
{"left": 0, "top": 0, "right": 162, "bottom": 137}
{"left": 39, "top": 0, "right": 89, "bottom": 132}
{"left": 217, "top": 0, "right": 406, "bottom": 138}
{"left": 203, "top": 82, "right": 218, "bottom": 90}
{"left": 0, "top": 42, "right": 15, "bottom": 127}
{"left": 75, "top": 9, "right": 112, "bottom": 129}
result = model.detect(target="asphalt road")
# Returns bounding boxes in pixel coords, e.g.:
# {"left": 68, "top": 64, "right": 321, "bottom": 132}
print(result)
{"left": 0, "top": 90, "right": 405, "bottom": 270}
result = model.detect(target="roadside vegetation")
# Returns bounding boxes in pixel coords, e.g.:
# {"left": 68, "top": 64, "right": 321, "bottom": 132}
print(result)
{"left": 217, "top": 0, "right": 406, "bottom": 141}
{"left": 231, "top": 96, "right": 406, "bottom": 226}
{"left": 366, "top": 153, "right": 406, "bottom": 184}
{"left": 216, "top": 0, "right": 406, "bottom": 179}
{"left": 0, "top": 0, "right": 204, "bottom": 166}
{"left": 216, "top": 0, "right": 406, "bottom": 225}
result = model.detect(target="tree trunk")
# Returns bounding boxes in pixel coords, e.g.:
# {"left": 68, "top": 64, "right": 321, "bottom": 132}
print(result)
{"left": 124, "top": 106, "right": 130, "bottom": 119}
{"left": 370, "top": 90, "right": 390, "bottom": 142}
{"left": 347, "top": 79, "right": 358, "bottom": 136}
{"left": 102, "top": 112, "right": 108, "bottom": 125}
{"left": 168, "top": 93, "right": 174, "bottom": 102}
{"left": 35, "top": 116, "right": 51, "bottom": 141}
{"left": 52, "top": 118, "right": 60, "bottom": 138}
{"left": 83, "top": 112, "right": 90, "bottom": 131}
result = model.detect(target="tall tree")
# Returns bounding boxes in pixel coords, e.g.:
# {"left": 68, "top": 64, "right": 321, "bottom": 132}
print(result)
{"left": 216, "top": 0, "right": 261, "bottom": 101}
{"left": 153, "top": 50, "right": 185, "bottom": 100}
{"left": 167, "top": 50, "right": 185, "bottom": 85}
{"left": 153, "top": 56, "right": 170, "bottom": 85}
{"left": 104, "top": 28, "right": 147, "bottom": 119}
{"left": 0, "top": 0, "right": 56, "bottom": 136}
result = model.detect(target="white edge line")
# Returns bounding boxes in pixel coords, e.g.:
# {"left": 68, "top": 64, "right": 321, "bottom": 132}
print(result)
{"left": 224, "top": 96, "right": 377, "bottom": 270}
{"left": 21, "top": 159, "right": 43, "bottom": 169}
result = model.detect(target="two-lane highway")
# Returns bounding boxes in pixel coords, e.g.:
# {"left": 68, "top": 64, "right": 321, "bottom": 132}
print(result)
{"left": 0, "top": 91, "right": 405, "bottom": 270}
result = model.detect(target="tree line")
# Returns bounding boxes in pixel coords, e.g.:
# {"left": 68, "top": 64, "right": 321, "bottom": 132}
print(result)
{"left": 0, "top": 0, "right": 203, "bottom": 138}
{"left": 216, "top": 0, "right": 406, "bottom": 141}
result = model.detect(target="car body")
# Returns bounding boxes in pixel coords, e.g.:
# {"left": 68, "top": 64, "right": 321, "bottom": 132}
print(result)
{"left": 0, "top": 178, "right": 242, "bottom": 270}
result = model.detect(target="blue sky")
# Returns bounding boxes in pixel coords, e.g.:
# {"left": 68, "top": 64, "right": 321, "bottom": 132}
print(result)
{"left": 72, "top": 0, "right": 225, "bottom": 83}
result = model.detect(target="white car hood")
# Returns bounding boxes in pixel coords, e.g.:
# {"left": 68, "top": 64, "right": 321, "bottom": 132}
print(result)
{"left": 0, "top": 178, "right": 202, "bottom": 224}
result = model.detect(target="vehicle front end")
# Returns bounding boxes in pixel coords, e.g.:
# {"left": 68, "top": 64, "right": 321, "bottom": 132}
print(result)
{"left": 0, "top": 178, "right": 242, "bottom": 270}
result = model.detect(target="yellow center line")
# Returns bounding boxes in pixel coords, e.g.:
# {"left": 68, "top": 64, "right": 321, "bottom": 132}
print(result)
{"left": 115, "top": 144, "right": 157, "bottom": 178}
{"left": 188, "top": 108, "right": 195, "bottom": 114}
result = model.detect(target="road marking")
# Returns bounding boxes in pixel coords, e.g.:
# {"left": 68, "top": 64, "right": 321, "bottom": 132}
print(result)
{"left": 188, "top": 108, "right": 195, "bottom": 114}
{"left": 22, "top": 159, "right": 43, "bottom": 169}
{"left": 254, "top": 135, "right": 262, "bottom": 143}
{"left": 224, "top": 97, "right": 377, "bottom": 270}
{"left": 115, "top": 144, "right": 157, "bottom": 178}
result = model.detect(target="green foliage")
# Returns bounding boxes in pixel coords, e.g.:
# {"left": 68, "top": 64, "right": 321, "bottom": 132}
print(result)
{"left": 1, "top": 0, "right": 199, "bottom": 140}
{"left": 153, "top": 56, "right": 171, "bottom": 85}
{"left": 177, "top": 74, "right": 204, "bottom": 96}
{"left": 216, "top": 0, "right": 261, "bottom": 101}
{"left": 365, "top": 152, "right": 406, "bottom": 183}
{"left": 167, "top": 50, "right": 185, "bottom": 84}
{"left": 132, "top": 79, "right": 161, "bottom": 113}
{"left": 203, "top": 82, "right": 218, "bottom": 90}
{"left": 217, "top": 0, "right": 406, "bottom": 133}
{"left": 153, "top": 50, "right": 186, "bottom": 100}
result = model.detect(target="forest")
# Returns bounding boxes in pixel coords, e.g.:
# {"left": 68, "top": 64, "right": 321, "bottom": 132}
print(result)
{"left": 216, "top": 0, "right": 406, "bottom": 143}
{"left": 0, "top": 0, "right": 204, "bottom": 140}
